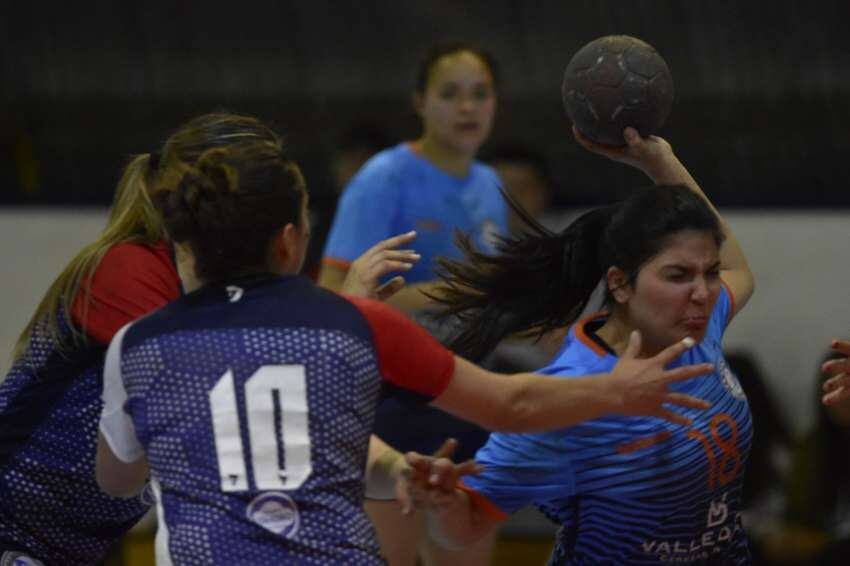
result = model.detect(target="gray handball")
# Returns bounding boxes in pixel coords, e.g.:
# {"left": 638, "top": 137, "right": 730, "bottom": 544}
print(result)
{"left": 562, "top": 35, "right": 674, "bottom": 146}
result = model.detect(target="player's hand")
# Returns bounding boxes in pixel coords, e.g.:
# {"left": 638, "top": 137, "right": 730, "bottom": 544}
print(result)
{"left": 572, "top": 125, "right": 674, "bottom": 175}
{"left": 821, "top": 339, "right": 850, "bottom": 406}
{"left": 607, "top": 330, "right": 712, "bottom": 426}
{"left": 396, "top": 438, "right": 482, "bottom": 515}
{"left": 341, "top": 231, "right": 420, "bottom": 301}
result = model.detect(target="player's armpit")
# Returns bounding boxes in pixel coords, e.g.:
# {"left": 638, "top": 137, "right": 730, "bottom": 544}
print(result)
{"left": 95, "top": 432, "right": 149, "bottom": 499}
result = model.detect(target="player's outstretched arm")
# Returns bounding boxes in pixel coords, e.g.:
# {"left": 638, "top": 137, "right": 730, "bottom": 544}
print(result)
{"left": 95, "top": 432, "right": 149, "bottom": 498}
{"left": 573, "top": 125, "right": 754, "bottom": 317}
{"left": 431, "top": 330, "right": 711, "bottom": 432}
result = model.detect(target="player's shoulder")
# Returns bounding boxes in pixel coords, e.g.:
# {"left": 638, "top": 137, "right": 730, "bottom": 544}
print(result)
{"left": 344, "top": 144, "right": 410, "bottom": 193}
{"left": 102, "top": 240, "right": 171, "bottom": 266}
{"left": 96, "top": 240, "right": 175, "bottom": 282}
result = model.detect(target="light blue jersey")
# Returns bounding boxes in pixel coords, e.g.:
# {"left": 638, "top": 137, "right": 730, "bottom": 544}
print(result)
{"left": 465, "top": 285, "right": 753, "bottom": 565}
{"left": 322, "top": 143, "right": 508, "bottom": 283}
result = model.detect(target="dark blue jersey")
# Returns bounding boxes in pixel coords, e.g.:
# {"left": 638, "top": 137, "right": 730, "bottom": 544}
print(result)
{"left": 464, "top": 285, "right": 753, "bottom": 565}
{"left": 100, "top": 275, "right": 454, "bottom": 565}
{"left": 0, "top": 242, "right": 179, "bottom": 565}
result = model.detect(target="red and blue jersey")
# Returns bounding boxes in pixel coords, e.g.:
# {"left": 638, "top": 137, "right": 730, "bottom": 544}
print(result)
{"left": 463, "top": 285, "right": 753, "bottom": 565}
{"left": 0, "top": 242, "right": 179, "bottom": 565}
{"left": 99, "top": 274, "right": 454, "bottom": 565}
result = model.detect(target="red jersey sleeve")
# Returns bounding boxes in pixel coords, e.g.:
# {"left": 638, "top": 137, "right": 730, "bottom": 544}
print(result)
{"left": 344, "top": 295, "right": 455, "bottom": 399}
{"left": 71, "top": 241, "right": 181, "bottom": 345}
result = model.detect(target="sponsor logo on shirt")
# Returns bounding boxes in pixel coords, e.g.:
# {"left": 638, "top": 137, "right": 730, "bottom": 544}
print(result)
{"left": 246, "top": 492, "right": 300, "bottom": 539}
{"left": 716, "top": 358, "right": 746, "bottom": 400}
{"left": 639, "top": 493, "right": 742, "bottom": 562}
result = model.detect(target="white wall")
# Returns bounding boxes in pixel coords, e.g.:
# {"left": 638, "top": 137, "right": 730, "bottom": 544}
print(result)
{"left": 1, "top": 208, "right": 848, "bottom": 433}
{"left": 0, "top": 208, "right": 108, "bottom": 368}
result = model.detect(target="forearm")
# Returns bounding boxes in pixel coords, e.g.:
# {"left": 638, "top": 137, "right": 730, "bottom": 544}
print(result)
{"left": 492, "top": 372, "right": 620, "bottom": 431}
{"left": 364, "top": 435, "right": 407, "bottom": 500}
{"left": 432, "top": 358, "right": 618, "bottom": 432}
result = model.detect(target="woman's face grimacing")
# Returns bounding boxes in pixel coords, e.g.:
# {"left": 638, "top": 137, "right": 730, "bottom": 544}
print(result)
{"left": 415, "top": 50, "right": 497, "bottom": 157}
{"left": 610, "top": 230, "right": 722, "bottom": 356}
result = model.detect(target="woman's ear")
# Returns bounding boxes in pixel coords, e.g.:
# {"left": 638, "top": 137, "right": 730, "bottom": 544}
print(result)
{"left": 607, "top": 266, "right": 632, "bottom": 304}
{"left": 272, "top": 223, "right": 300, "bottom": 274}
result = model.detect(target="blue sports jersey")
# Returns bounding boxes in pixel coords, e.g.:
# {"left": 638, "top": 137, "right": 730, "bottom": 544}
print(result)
{"left": 0, "top": 242, "right": 178, "bottom": 565}
{"left": 100, "top": 275, "right": 455, "bottom": 565}
{"left": 464, "top": 285, "right": 753, "bottom": 565}
{"left": 322, "top": 143, "right": 508, "bottom": 283}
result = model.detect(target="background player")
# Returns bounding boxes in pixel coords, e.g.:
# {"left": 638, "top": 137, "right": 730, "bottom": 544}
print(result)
{"left": 95, "top": 135, "right": 713, "bottom": 564}
{"left": 319, "top": 40, "right": 506, "bottom": 566}
{"left": 414, "top": 127, "right": 756, "bottom": 564}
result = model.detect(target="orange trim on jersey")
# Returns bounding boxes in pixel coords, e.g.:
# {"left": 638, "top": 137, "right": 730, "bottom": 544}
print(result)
{"left": 574, "top": 312, "right": 612, "bottom": 357}
{"left": 321, "top": 257, "right": 352, "bottom": 271}
{"left": 616, "top": 430, "right": 673, "bottom": 455}
{"left": 720, "top": 279, "right": 737, "bottom": 326}
{"left": 457, "top": 481, "right": 509, "bottom": 522}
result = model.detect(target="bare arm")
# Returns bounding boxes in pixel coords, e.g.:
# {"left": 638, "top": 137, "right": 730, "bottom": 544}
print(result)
{"left": 431, "top": 331, "right": 712, "bottom": 432}
{"left": 95, "top": 432, "right": 149, "bottom": 498}
{"left": 574, "top": 126, "right": 755, "bottom": 317}
{"left": 364, "top": 435, "right": 409, "bottom": 500}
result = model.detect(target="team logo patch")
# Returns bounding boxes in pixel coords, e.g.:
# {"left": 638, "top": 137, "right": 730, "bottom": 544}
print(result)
{"left": 716, "top": 358, "right": 746, "bottom": 400}
{"left": 0, "top": 552, "right": 45, "bottom": 566}
{"left": 246, "top": 492, "right": 300, "bottom": 538}
{"left": 226, "top": 285, "right": 244, "bottom": 303}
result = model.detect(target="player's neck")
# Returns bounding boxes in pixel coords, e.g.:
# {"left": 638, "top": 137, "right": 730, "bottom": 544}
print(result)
{"left": 174, "top": 244, "right": 203, "bottom": 293}
{"left": 411, "top": 137, "right": 473, "bottom": 178}
{"left": 596, "top": 313, "right": 661, "bottom": 358}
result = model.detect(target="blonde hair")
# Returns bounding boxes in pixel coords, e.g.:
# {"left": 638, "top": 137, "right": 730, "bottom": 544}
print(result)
{"left": 12, "top": 112, "right": 281, "bottom": 361}
{"left": 12, "top": 154, "right": 162, "bottom": 360}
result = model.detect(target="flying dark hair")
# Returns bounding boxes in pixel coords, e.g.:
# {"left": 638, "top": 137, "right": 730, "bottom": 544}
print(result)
{"left": 154, "top": 141, "right": 305, "bottom": 283}
{"left": 414, "top": 40, "right": 500, "bottom": 94}
{"left": 434, "top": 184, "right": 723, "bottom": 360}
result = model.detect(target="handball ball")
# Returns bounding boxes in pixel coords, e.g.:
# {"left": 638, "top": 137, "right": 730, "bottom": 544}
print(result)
{"left": 562, "top": 35, "right": 674, "bottom": 146}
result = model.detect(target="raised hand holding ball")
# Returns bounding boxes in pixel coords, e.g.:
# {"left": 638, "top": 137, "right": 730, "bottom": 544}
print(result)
{"left": 562, "top": 35, "right": 674, "bottom": 146}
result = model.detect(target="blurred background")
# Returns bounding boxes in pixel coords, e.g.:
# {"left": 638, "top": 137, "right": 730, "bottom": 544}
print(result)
{"left": 2, "top": 0, "right": 850, "bottom": 564}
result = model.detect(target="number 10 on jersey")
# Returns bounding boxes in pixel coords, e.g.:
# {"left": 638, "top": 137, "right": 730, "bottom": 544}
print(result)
{"left": 209, "top": 365, "right": 312, "bottom": 492}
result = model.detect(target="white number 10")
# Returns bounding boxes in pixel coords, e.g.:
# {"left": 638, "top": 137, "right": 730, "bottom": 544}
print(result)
{"left": 209, "top": 365, "right": 312, "bottom": 492}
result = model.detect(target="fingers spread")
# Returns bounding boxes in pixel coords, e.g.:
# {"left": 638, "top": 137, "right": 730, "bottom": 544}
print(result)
{"left": 822, "top": 358, "right": 850, "bottom": 377}
{"left": 662, "top": 392, "right": 711, "bottom": 411}
{"left": 431, "top": 438, "right": 458, "bottom": 460}
{"left": 376, "top": 277, "right": 405, "bottom": 301}
{"left": 653, "top": 336, "right": 696, "bottom": 366}
{"left": 623, "top": 330, "right": 641, "bottom": 359}
{"left": 831, "top": 339, "right": 850, "bottom": 356}
{"left": 663, "top": 363, "right": 713, "bottom": 384}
